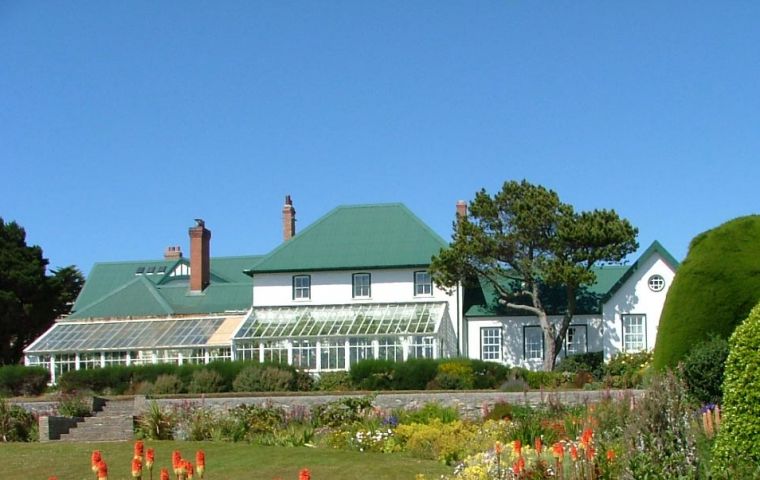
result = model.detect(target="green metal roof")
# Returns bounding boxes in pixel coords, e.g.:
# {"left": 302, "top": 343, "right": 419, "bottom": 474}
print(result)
{"left": 69, "top": 255, "right": 261, "bottom": 319}
{"left": 464, "top": 241, "right": 678, "bottom": 317}
{"left": 234, "top": 302, "right": 446, "bottom": 340}
{"left": 26, "top": 317, "right": 229, "bottom": 353}
{"left": 250, "top": 204, "right": 448, "bottom": 273}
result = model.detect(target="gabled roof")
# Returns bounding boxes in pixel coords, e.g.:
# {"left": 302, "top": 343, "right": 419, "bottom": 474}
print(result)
{"left": 69, "top": 255, "right": 261, "bottom": 319}
{"left": 464, "top": 241, "right": 679, "bottom": 317}
{"left": 250, "top": 204, "right": 448, "bottom": 273}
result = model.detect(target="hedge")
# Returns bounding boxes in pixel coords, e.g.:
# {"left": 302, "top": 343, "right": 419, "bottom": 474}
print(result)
{"left": 0, "top": 365, "right": 49, "bottom": 396}
{"left": 653, "top": 215, "right": 760, "bottom": 369}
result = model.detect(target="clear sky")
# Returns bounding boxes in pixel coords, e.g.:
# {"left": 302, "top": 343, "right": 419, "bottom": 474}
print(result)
{"left": 2, "top": 1, "right": 759, "bottom": 274}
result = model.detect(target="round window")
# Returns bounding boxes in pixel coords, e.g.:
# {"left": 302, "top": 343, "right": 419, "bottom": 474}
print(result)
{"left": 648, "top": 274, "right": 665, "bottom": 292}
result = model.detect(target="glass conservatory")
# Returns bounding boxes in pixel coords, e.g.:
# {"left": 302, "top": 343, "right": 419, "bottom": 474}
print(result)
{"left": 24, "top": 302, "right": 457, "bottom": 382}
{"left": 24, "top": 315, "right": 244, "bottom": 383}
{"left": 232, "top": 302, "right": 457, "bottom": 371}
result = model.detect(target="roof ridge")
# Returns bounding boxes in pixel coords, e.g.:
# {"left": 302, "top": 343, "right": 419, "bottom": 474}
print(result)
{"left": 73, "top": 276, "right": 174, "bottom": 318}
{"left": 91, "top": 253, "right": 262, "bottom": 266}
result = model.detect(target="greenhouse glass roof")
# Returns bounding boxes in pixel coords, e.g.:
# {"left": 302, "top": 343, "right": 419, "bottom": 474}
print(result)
{"left": 234, "top": 302, "right": 447, "bottom": 340}
{"left": 25, "top": 317, "right": 229, "bottom": 353}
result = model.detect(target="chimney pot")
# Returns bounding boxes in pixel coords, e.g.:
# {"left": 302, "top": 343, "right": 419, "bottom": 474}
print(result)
{"left": 189, "top": 219, "right": 211, "bottom": 292}
{"left": 164, "top": 245, "right": 183, "bottom": 260}
{"left": 282, "top": 195, "right": 296, "bottom": 241}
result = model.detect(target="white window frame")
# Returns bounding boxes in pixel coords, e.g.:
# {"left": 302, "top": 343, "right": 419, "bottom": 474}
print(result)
{"left": 293, "top": 275, "right": 311, "bottom": 300}
{"left": 648, "top": 274, "right": 665, "bottom": 292}
{"left": 480, "top": 327, "right": 502, "bottom": 361}
{"left": 564, "top": 325, "right": 588, "bottom": 356}
{"left": 414, "top": 271, "right": 433, "bottom": 296}
{"left": 352, "top": 273, "right": 371, "bottom": 298}
{"left": 523, "top": 326, "right": 544, "bottom": 360}
{"left": 622, "top": 314, "right": 647, "bottom": 352}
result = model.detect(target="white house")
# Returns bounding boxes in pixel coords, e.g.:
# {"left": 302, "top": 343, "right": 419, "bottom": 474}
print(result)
{"left": 25, "top": 197, "right": 677, "bottom": 377}
{"left": 463, "top": 241, "right": 679, "bottom": 369}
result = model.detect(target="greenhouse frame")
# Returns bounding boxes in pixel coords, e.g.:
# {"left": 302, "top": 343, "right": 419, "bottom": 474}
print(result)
{"left": 24, "top": 302, "right": 457, "bottom": 382}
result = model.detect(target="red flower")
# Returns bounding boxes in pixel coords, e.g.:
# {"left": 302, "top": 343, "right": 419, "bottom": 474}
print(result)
{"left": 534, "top": 437, "right": 543, "bottom": 454}
{"left": 196, "top": 450, "right": 206, "bottom": 477}
{"left": 97, "top": 460, "right": 108, "bottom": 480}
{"left": 160, "top": 468, "right": 170, "bottom": 480}
{"left": 132, "top": 458, "right": 142, "bottom": 478}
{"left": 512, "top": 456, "right": 525, "bottom": 474}
{"left": 146, "top": 448, "right": 155, "bottom": 470}
{"left": 91, "top": 451, "right": 102, "bottom": 472}
{"left": 552, "top": 442, "right": 564, "bottom": 460}
{"left": 134, "top": 440, "right": 145, "bottom": 460}
{"left": 185, "top": 460, "right": 194, "bottom": 479}
{"left": 570, "top": 445, "right": 579, "bottom": 461}
{"left": 581, "top": 428, "right": 593, "bottom": 448}
{"left": 585, "top": 446, "right": 596, "bottom": 460}
{"left": 512, "top": 439, "right": 522, "bottom": 456}
{"left": 606, "top": 449, "right": 616, "bottom": 462}
{"left": 299, "top": 468, "right": 311, "bottom": 480}
{"left": 172, "top": 450, "right": 182, "bottom": 474}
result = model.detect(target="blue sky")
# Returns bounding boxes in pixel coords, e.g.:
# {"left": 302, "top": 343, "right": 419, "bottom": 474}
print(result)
{"left": 2, "top": 2, "right": 758, "bottom": 274}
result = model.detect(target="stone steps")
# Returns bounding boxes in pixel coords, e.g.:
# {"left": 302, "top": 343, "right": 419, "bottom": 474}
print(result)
{"left": 59, "top": 400, "right": 135, "bottom": 442}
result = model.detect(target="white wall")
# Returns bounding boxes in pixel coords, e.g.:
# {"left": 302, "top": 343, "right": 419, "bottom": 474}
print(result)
{"left": 251, "top": 268, "right": 462, "bottom": 350}
{"left": 602, "top": 253, "right": 676, "bottom": 360}
{"left": 466, "top": 314, "right": 603, "bottom": 369}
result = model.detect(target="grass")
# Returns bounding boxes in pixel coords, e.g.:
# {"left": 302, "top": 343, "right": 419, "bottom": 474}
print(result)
{"left": 0, "top": 441, "right": 452, "bottom": 480}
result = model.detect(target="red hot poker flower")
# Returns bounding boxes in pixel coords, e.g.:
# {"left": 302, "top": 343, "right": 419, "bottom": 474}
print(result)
{"left": 159, "top": 468, "right": 170, "bottom": 480}
{"left": 512, "top": 456, "right": 525, "bottom": 475}
{"left": 606, "top": 449, "right": 616, "bottom": 461}
{"left": 299, "top": 468, "right": 311, "bottom": 480}
{"left": 172, "top": 450, "right": 182, "bottom": 474}
{"left": 97, "top": 461, "right": 108, "bottom": 480}
{"left": 134, "top": 440, "right": 145, "bottom": 460}
{"left": 132, "top": 458, "right": 142, "bottom": 478}
{"left": 581, "top": 428, "right": 593, "bottom": 448}
{"left": 92, "top": 451, "right": 103, "bottom": 471}
{"left": 535, "top": 437, "right": 543, "bottom": 454}
{"left": 552, "top": 442, "right": 564, "bottom": 460}
{"left": 146, "top": 448, "right": 155, "bottom": 469}
{"left": 512, "top": 440, "right": 522, "bottom": 457}
{"left": 570, "top": 445, "right": 579, "bottom": 461}
{"left": 196, "top": 450, "right": 206, "bottom": 478}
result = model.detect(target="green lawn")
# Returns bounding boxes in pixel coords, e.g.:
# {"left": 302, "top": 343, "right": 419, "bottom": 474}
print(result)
{"left": 1, "top": 441, "right": 452, "bottom": 480}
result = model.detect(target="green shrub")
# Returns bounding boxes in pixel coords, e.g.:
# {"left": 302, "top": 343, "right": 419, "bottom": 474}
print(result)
{"left": 713, "top": 302, "right": 760, "bottom": 471}
{"left": 654, "top": 215, "right": 760, "bottom": 369}
{"left": 604, "top": 352, "right": 651, "bottom": 388}
{"left": 316, "top": 371, "right": 353, "bottom": 391}
{"left": 312, "top": 394, "right": 374, "bottom": 427}
{"left": 394, "top": 420, "right": 475, "bottom": 464}
{"left": 398, "top": 402, "right": 460, "bottom": 424}
{"left": 187, "top": 369, "right": 224, "bottom": 394}
{"left": 152, "top": 374, "right": 183, "bottom": 394}
{"left": 0, "top": 398, "right": 38, "bottom": 441}
{"left": 58, "top": 366, "right": 132, "bottom": 394}
{"left": 555, "top": 351, "right": 604, "bottom": 379}
{"left": 392, "top": 358, "right": 439, "bottom": 390}
{"left": 232, "top": 364, "right": 293, "bottom": 392}
{"left": 469, "top": 359, "right": 511, "bottom": 389}
{"left": 0, "top": 365, "right": 49, "bottom": 396}
{"left": 57, "top": 393, "right": 92, "bottom": 417}
{"left": 622, "top": 371, "right": 699, "bottom": 479}
{"left": 349, "top": 359, "right": 396, "bottom": 390}
{"left": 136, "top": 400, "right": 174, "bottom": 440}
{"left": 680, "top": 335, "right": 729, "bottom": 404}
{"left": 513, "top": 368, "right": 565, "bottom": 389}
{"left": 483, "top": 401, "right": 513, "bottom": 421}
{"left": 431, "top": 360, "right": 475, "bottom": 390}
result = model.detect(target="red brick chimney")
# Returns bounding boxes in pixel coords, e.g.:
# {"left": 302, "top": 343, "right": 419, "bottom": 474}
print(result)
{"left": 189, "top": 219, "right": 211, "bottom": 292}
{"left": 456, "top": 200, "right": 467, "bottom": 220}
{"left": 282, "top": 195, "right": 296, "bottom": 241}
{"left": 164, "top": 245, "right": 183, "bottom": 260}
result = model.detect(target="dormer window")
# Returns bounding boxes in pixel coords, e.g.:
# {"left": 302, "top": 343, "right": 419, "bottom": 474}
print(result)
{"left": 135, "top": 267, "right": 145, "bottom": 275}
{"left": 414, "top": 271, "right": 432, "bottom": 296}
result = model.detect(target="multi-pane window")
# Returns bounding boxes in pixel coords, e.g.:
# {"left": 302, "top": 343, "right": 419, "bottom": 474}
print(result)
{"left": 262, "top": 341, "right": 288, "bottom": 364}
{"left": 622, "top": 314, "right": 646, "bottom": 352}
{"left": 352, "top": 273, "right": 371, "bottom": 298}
{"left": 648, "top": 275, "right": 665, "bottom": 292}
{"left": 524, "top": 327, "right": 544, "bottom": 360}
{"left": 292, "top": 339, "right": 317, "bottom": 369}
{"left": 293, "top": 275, "right": 311, "bottom": 300}
{"left": 481, "top": 327, "right": 502, "bottom": 361}
{"left": 414, "top": 271, "right": 432, "bottom": 296}
{"left": 565, "top": 326, "right": 587, "bottom": 355}
{"left": 104, "top": 351, "right": 127, "bottom": 367}
{"left": 79, "top": 352, "right": 101, "bottom": 370}
{"left": 54, "top": 353, "right": 76, "bottom": 378}
{"left": 408, "top": 336, "right": 435, "bottom": 359}
{"left": 320, "top": 340, "right": 346, "bottom": 370}
{"left": 184, "top": 348, "right": 206, "bottom": 364}
{"left": 235, "top": 343, "right": 260, "bottom": 362}
{"left": 349, "top": 338, "right": 374, "bottom": 365}
{"left": 378, "top": 337, "right": 404, "bottom": 362}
